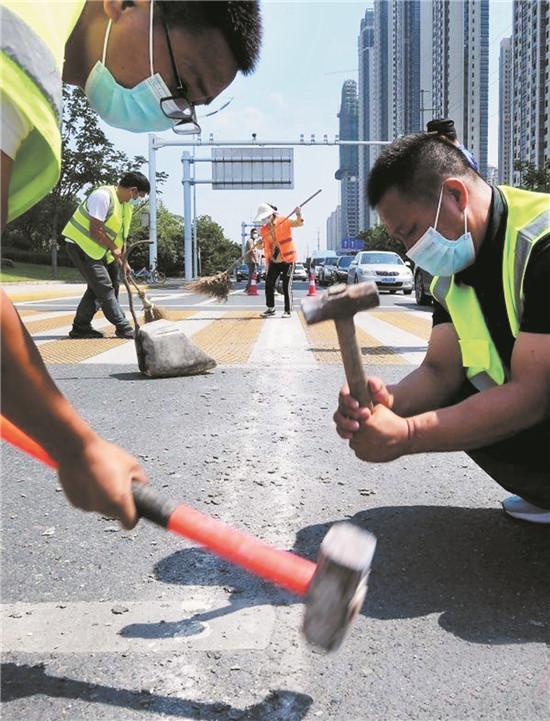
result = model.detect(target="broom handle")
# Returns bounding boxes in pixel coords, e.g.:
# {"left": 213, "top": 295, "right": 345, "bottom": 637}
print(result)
{"left": 121, "top": 245, "right": 141, "bottom": 331}
{"left": 0, "top": 417, "right": 317, "bottom": 597}
{"left": 281, "top": 188, "right": 322, "bottom": 222}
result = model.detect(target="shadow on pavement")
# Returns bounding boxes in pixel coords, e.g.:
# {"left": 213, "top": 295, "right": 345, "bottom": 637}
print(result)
{"left": 0, "top": 663, "right": 313, "bottom": 720}
{"left": 149, "top": 506, "right": 549, "bottom": 645}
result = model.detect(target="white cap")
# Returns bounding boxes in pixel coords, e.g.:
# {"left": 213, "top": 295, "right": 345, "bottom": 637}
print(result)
{"left": 254, "top": 202, "right": 276, "bottom": 223}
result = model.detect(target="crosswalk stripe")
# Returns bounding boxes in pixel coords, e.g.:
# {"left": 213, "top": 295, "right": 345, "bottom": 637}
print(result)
{"left": 355, "top": 312, "right": 428, "bottom": 365}
{"left": 298, "top": 311, "right": 404, "bottom": 365}
{"left": 17, "top": 306, "right": 430, "bottom": 367}
{"left": 369, "top": 310, "right": 431, "bottom": 340}
{"left": 249, "top": 310, "right": 318, "bottom": 368}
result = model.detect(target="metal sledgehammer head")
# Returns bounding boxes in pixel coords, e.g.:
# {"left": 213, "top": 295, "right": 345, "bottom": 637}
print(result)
{"left": 303, "top": 522, "right": 377, "bottom": 651}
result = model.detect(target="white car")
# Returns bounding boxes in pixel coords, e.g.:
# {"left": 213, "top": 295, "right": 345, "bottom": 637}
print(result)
{"left": 347, "top": 251, "right": 413, "bottom": 294}
{"left": 293, "top": 263, "right": 308, "bottom": 281}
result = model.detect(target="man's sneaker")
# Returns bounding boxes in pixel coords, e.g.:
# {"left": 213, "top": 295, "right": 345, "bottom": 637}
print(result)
{"left": 68, "top": 327, "right": 104, "bottom": 339}
{"left": 282, "top": 311, "right": 291, "bottom": 318}
{"left": 501, "top": 495, "right": 550, "bottom": 524}
{"left": 261, "top": 307, "right": 276, "bottom": 318}
{"left": 115, "top": 327, "right": 135, "bottom": 339}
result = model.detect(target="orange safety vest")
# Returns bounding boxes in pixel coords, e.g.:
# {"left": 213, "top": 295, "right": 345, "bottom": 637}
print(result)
{"left": 261, "top": 216, "right": 297, "bottom": 264}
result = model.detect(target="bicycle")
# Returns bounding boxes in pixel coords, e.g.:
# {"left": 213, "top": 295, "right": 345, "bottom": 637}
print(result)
{"left": 131, "top": 262, "right": 166, "bottom": 286}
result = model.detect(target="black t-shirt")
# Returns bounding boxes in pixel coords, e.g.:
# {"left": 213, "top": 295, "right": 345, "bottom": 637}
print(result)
{"left": 432, "top": 187, "right": 550, "bottom": 371}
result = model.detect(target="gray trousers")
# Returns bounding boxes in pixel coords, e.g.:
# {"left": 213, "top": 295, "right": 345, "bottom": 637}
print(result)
{"left": 65, "top": 243, "right": 131, "bottom": 331}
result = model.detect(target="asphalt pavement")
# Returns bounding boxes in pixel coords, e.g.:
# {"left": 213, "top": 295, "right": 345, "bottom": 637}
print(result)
{"left": 2, "top": 282, "right": 549, "bottom": 720}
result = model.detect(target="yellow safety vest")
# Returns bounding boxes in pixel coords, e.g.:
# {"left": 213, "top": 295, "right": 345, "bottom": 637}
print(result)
{"left": 431, "top": 186, "right": 550, "bottom": 391}
{"left": 62, "top": 186, "right": 133, "bottom": 261}
{"left": 0, "top": 0, "right": 85, "bottom": 222}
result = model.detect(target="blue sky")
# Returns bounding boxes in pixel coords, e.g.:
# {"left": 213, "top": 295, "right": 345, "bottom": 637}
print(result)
{"left": 103, "top": 0, "right": 514, "bottom": 258}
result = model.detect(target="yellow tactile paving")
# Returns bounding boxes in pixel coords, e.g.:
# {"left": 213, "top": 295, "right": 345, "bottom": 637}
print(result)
{"left": 21, "top": 314, "right": 76, "bottom": 334}
{"left": 191, "top": 310, "right": 264, "bottom": 364}
{"left": 16, "top": 309, "right": 41, "bottom": 317}
{"left": 38, "top": 338, "right": 127, "bottom": 364}
{"left": 5, "top": 289, "right": 84, "bottom": 302}
{"left": 140, "top": 309, "right": 195, "bottom": 323}
{"left": 298, "top": 312, "right": 402, "bottom": 365}
{"left": 370, "top": 310, "right": 432, "bottom": 341}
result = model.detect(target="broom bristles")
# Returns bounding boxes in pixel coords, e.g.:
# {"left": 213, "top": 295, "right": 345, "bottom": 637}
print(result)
{"left": 186, "top": 271, "right": 232, "bottom": 302}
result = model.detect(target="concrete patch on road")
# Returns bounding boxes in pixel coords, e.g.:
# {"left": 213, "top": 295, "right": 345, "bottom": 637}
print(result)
{"left": 1, "top": 596, "right": 275, "bottom": 654}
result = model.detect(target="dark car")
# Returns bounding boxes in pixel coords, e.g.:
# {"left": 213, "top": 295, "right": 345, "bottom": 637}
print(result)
{"left": 236, "top": 263, "right": 249, "bottom": 282}
{"left": 334, "top": 255, "right": 355, "bottom": 283}
{"left": 414, "top": 267, "right": 433, "bottom": 305}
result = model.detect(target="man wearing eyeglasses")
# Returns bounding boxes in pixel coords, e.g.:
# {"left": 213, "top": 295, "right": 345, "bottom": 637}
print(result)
{"left": 0, "top": 1, "right": 262, "bottom": 528}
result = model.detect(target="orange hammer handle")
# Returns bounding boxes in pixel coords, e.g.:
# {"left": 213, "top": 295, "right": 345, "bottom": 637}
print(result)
{"left": 0, "top": 415, "right": 316, "bottom": 597}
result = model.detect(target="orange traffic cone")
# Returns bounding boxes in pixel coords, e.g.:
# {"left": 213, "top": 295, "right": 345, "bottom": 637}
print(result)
{"left": 247, "top": 271, "right": 259, "bottom": 296}
{"left": 307, "top": 270, "right": 317, "bottom": 296}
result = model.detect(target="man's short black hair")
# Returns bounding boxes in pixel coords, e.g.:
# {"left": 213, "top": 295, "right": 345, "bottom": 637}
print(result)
{"left": 367, "top": 133, "right": 477, "bottom": 209}
{"left": 119, "top": 171, "right": 150, "bottom": 193}
{"left": 160, "top": 1, "right": 262, "bottom": 74}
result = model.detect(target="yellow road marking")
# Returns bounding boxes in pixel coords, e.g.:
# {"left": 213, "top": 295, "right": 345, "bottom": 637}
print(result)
{"left": 139, "top": 309, "right": 195, "bottom": 324}
{"left": 21, "top": 314, "right": 76, "bottom": 334}
{"left": 5, "top": 289, "right": 83, "bottom": 302}
{"left": 369, "top": 310, "right": 431, "bottom": 340}
{"left": 191, "top": 310, "right": 264, "bottom": 364}
{"left": 39, "top": 338, "right": 127, "bottom": 364}
{"left": 298, "top": 312, "right": 402, "bottom": 364}
{"left": 16, "top": 309, "right": 41, "bottom": 317}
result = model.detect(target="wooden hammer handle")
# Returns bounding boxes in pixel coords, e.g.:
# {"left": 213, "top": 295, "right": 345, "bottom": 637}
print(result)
{"left": 335, "top": 317, "right": 373, "bottom": 411}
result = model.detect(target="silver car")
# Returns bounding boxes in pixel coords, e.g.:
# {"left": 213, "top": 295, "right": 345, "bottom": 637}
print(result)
{"left": 347, "top": 251, "right": 413, "bottom": 294}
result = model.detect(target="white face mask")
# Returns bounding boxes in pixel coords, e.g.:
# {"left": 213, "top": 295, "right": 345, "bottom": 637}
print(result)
{"left": 84, "top": 1, "right": 181, "bottom": 132}
{"left": 405, "top": 186, "right": 476, "bottom": 277}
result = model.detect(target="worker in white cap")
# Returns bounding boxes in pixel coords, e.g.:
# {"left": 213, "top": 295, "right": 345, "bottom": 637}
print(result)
{"left": 254, "top": 202, "right": 304, "bottom": 317}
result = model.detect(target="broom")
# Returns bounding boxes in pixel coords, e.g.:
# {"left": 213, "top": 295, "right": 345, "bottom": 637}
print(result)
{"left": 124, "top": 240, "right": 169, "bottom": 322}
{"left": 187, "top": 189, "right": 323, "bottom": 302}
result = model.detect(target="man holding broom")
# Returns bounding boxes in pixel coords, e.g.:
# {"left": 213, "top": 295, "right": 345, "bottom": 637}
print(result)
{"left": 1, "top": 0, "right": 262, "bottom": 527}
{"left": 256, "top": 203, "right": 304, "bottom": 318}
{"left": 63, "top": 171, "right": 150, "bottom": 340}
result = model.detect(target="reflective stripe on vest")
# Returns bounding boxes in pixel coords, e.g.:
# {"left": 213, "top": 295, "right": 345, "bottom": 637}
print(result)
{"left": 499, "top": 185, "right": 550, "bottom": 337}
{"left": 431, "top": 186, "right": 550, "bottom": 391}
{"left": 62, "top": 186, "right": 131, "bottom": 260}
{"left": 1, "top": 0, "right": 85, "bottom": 222}
{"left": 1, "top": 6, "right": 61, "bottom": 119}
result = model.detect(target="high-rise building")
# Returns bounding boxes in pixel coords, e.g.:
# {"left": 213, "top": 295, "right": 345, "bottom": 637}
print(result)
{"left": 498, "top": 37, "right": 513, "bottom": 185}
{"left": 358, "top": 7, "right": 375, "bottom": 232}
{"left": 391, "top": 0, "right": 422, "bottom": 136}
{"left": 424, "top": 0, "right": 489, "bottom": 178}
{"left": 511, "top": 0, "right": 550, "bottom": 183}
{"left": 326, "top": 206, "right": 342, "bottom": 251}
{"left": 335, "top": 80, "right": 360, "bottom": 244}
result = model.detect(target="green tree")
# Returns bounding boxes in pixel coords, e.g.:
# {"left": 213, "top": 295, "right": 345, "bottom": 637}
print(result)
{"left": 514, "top": 159, "right": 550, "bottom": 193}
{"left": 358, "top": 224, "right": 406, "bottom": 258}
{"left": 128, "top": 202, "right": 184, "bottom": 276}
{"left": 196, "top": 215, "right": 240, "bottom": 276}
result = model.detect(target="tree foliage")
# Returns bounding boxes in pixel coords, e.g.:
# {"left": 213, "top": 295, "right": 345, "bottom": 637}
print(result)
{"left": 357, "top": 224, "right": 406, "bottom": 258}
{"left": 514, "top": 159, "right": 550, "bottom": 193}
{"left": 196, "top": 215, "right": 241, "bottom": 276}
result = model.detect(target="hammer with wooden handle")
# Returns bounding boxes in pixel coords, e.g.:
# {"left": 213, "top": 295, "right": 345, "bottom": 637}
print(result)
{"left": 301, "top": 281, "right": 380, "bottom": 408}
{"left": 1, "top": 415, "right": 376, "bottom": 652}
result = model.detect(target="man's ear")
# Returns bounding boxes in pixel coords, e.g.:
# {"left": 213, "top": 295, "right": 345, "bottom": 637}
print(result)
{"left": 444, "top": 177, "right": 469, "bottom": 212}
{"left": 103, "top": 0, "right": 136, "bottom": 22}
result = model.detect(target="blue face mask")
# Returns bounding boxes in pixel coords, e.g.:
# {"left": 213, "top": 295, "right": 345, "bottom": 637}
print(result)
{"left": 406, "top": 186, "right": 475, "bottom": 277}
{"left": 84, "top": 4, "right": 181, "bottom": 133}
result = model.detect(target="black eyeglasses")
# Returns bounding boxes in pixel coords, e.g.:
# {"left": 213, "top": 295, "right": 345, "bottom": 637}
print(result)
{"left": 157, "top": 4, "right": 201, "bottom": 135}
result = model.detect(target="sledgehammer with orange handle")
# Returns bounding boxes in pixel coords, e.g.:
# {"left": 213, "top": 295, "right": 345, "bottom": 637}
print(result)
{"left": 1, "top": 415, "right": 376, "bottom": 651}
